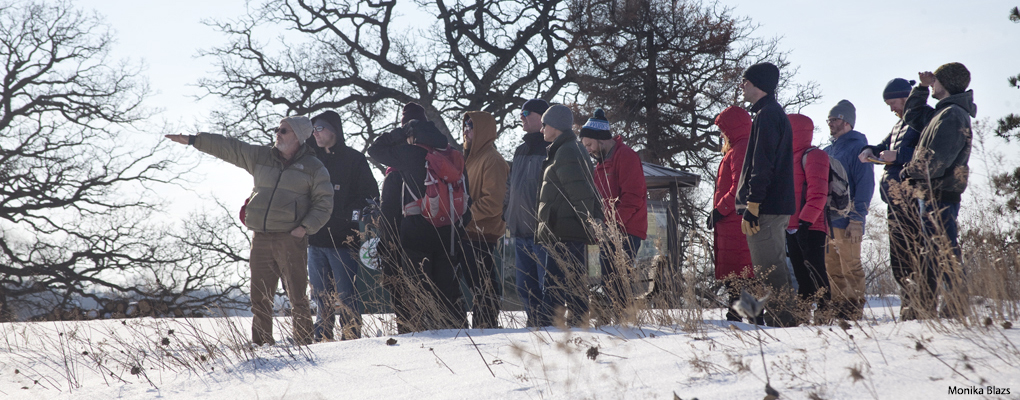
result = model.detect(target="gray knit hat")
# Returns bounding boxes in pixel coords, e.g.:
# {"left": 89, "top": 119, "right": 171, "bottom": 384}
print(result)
{"left": 281, "top": 115, "right": 313, "bottom": 142}
{"left": 542, "top": 104, "right": 574, "bottom": 132}
{"left": 828, "top": 100, "right": 856, "bottom": 128}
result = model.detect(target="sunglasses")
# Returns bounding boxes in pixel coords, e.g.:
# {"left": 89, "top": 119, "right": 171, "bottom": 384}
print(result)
{"left": 521, "top": 110, "right": 532, "bottom": 118}
{"left": 274, "top": 127, "right": 291, "bottom": 135}
{"left": 464, "top": 120, "right": 474, "bottom": 129}
{"left": 312, "top": 125, "right": 327, "bottom": 132}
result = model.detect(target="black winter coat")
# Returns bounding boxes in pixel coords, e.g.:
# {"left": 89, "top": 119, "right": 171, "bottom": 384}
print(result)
{"left": 736, "top": 94, "right": 796, "bottom": 216}
{"left": 504, "top": 131, "right": 549, "bottom": 238}
{"left": 306, "top": 112, "right": 380, "bottom": 249}
{"left": 901, "top": 87, "right": 976, "bottom": 203}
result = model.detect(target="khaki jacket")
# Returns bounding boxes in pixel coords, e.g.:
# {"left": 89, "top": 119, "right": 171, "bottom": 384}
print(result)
{"left": 463, "top": 111, "right": 509, "bottom": 243}
{"left": 194, "top": 133, "right": 333, "bottom": 234}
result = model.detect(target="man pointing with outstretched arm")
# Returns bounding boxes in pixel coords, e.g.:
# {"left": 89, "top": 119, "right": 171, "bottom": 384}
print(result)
{"left": 165, "top": 116, "right": 333, "bottom": 346}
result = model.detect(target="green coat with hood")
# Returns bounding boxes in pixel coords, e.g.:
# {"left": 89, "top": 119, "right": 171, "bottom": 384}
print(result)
{"left": 901, "top": 86, "right": 977, "bottom": 203}
{"left": 193, "top": 133, "right": 334, "bottom": 234}
{"left": 463, "top": 111, "right": 509, "bottom": 243}
{"left": 536, "top": 131, "right": 603, "bottom": 245}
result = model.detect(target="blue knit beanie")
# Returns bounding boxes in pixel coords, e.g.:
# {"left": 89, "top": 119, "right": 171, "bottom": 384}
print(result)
{"left": 883, "top": 78, "right": 915, "bottom": 100}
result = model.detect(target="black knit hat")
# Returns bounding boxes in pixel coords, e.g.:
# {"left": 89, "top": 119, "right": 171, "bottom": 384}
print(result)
{"left": 883, "top": 78, "right": 915, "bottom": 100}
{"left": 743, "top": 62, "right": 780, "bottom": 95}
{"left": 579, "top": 108, "right": 612, "bottom": 140}
{"left": 522, "top": 99, "right": 549, "bottom": 116}
{"left": 934, "top": 62, "right": 970, "bottom": 95}
{"left": 401, "top": 102, "right": 427, "bottom": 125}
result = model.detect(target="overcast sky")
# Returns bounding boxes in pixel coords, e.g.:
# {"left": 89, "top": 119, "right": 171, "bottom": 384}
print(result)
{"left": 74, "top": 0, "right": 1019, "bottom": 218}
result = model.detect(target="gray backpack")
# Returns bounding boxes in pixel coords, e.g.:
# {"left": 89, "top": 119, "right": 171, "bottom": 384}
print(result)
{"left": 802, "top": 147, "right": 852, "bottom": 218}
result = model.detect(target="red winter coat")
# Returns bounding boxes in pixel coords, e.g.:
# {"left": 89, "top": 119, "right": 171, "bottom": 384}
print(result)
{"left": 787, "top": 114, "right": 828, "bottom": 232}
{"left": 712, "top": 106, "right": 753, "bottom": 280}
{"left": 593, "top": 136, "right": 648, "bottom": 240}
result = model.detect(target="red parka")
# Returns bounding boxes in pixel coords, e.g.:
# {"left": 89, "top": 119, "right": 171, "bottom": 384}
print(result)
{"left": 712, "top": 106, "right": 753, "bottom": 280}
{"left": 787, "top": 114, "right": 828, "bottom": 233}
{"left": 593, "top": 136, "right": 648, "bottom": 240}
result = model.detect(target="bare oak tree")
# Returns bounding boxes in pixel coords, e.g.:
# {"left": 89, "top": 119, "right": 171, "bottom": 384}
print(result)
{"left": 568, "top": 0, "right": 820, "bottom": 174}
{"left": 0, "top": 1, "right": 246, "bottom": 319}
{"left": 198, "top": 0, "right": 573, "bottom": 160}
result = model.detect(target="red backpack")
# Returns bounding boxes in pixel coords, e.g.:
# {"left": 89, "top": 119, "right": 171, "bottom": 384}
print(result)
{"left": 403, "top": 144, "right": 469, "bottom": 227}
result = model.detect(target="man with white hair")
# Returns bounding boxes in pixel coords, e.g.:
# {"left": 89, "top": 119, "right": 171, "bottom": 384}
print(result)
{"left": 165, "top": 116, "right": 333, "bottom": 345}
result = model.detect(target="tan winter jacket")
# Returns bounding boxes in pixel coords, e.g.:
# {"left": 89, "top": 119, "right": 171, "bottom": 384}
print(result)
{"left": 194, "top": 133, "right": 333, "bottom": 234}
{"left": 463, "top": 111, "right": 509, "bottom": 243}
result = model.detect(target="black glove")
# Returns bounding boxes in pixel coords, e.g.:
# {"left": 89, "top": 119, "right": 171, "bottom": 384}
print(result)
{"left": 798, "top": 219, "right": 812, "bottom": 232}
{"left": 742, "top": 203, "right": 758, "bottom": 237}
{"left": 706, "top": 208, "right": 724, "bottom": 230}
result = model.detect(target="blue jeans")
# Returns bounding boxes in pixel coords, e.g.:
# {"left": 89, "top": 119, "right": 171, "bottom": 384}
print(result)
{"left": 308, "top": 246, "right": 362, "bottom": 340}
{"left": 540, "top": 241, "right": 588, "bottom": 327}
{"left": 514, "top": 237, "right": 547, "bottom": 327}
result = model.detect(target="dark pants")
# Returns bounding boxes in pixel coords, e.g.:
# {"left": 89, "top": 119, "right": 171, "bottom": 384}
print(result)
{"left": 916, "top": 200, "right": 963, "bottom": 305}
{"left": 540, "top": 241, "right": 589, "bottom": 327}
{"left": 462, "top": 240, "right": 502, "bottom": 329}
{"left": 599, "top": 234, "right": 642, "bottom": 312}
{"left": 393, "top": 216, "right": 467, "bottom": 332}
{"left": 786, "top": 229, "right": 829, "bottom": 302}
{"left": 888, "top": 201, "right": 925, "bottom": 309}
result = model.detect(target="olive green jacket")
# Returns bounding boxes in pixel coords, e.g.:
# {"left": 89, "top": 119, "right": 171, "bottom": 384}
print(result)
{"left": 536, "top": 131, "right": 603, "bottom": 245}
{"left": 194, "top": 133, "right": 333, "bottom": 234}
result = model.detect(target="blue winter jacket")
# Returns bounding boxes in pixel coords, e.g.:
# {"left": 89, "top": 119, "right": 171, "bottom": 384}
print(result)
{"left": 823, "top": 130, "right": 875, "bottom": 229}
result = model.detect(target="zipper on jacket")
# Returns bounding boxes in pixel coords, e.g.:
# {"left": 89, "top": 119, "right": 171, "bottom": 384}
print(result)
{"left": 262, "top": 163, "right": 287, "bottom": 232}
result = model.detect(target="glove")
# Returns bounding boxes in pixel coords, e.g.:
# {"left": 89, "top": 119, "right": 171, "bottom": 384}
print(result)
{"left": 706, "top": 208, "right": 724, "bottom": 230}
{"left": 740, "top": 202, "right": 761, "bottom": 236}
{"left": 798, "top": 219, "right": 812, "bottom": 232}
{"left": 846, "top": 220, "right": 864, "bottom": 243}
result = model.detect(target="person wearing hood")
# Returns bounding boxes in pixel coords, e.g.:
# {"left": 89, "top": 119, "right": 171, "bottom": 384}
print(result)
{"left": 579, "top": 108, "right": 647, "bottom": 322}
{"left": 822, "top": 99, "right": 875, "bottom": 320}
{"left": 735, "top": 62, "right": 798, "bottom": 327}
{"left": 858, "top": 78, "right": 924, "bottom": 320}
{"left": 504, "top": 99, "right": 551, "bottom": 328}
{"left": 787, "top": 114, "right": 831, "bottom": 322}
{"left": 901, "top": 62, "right": 977, "bottom": 318}
{"left": 461, "top": 111, "right": 509, "bottom": 329}
{"left": 164, "top": 116, "right": 333, "bottom": 346}
{"left": 305, "top": 110, "right": 379, "bottom": 341}
{"left": 368, "top": 104, "right": 467, "bottom": 332}
{"left": 536, "top": 104, "right": 604, "bottom": 327}
{"left": 709, "top": 106, "right": 756, "bottom": 323}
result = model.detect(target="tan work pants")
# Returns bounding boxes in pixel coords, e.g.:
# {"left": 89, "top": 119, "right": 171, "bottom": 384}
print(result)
{"left": 826, "top": 227, "right": 866, "bottom": 308}
{"left": 250, "top": 232, "right": 313, "bottom": 344}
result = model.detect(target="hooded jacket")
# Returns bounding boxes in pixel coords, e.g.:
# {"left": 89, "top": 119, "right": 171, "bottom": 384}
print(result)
{"left": 735, "top": 94, "right": 796, "bottom": 216}
{"left": 823, "top": 129, "right": 874, "bottom": 229}
{"left": 463, "top": 111, "right": 509, "bottom": 243}
{"left": 901, "top": 87, "right": 976, "bottom": 203}
{"left": 536, "top": 131, "right": 604, "bottom": 245}
{"left": 368, "top": 120, "right": 451, "bottom": 213}
{"left": 863, "top": 118, "right": 921, "bottom": 204}
{"left": 593, "top": 136, "right": 647, "bottom": 240}
{"left": 712, "top": 107, "right": 753, "bottom": 279}
{"left": 787, "top": 114, "right": 828, "bottom": 233}
{"left": 193, "top": 133, "right": 333, "bottom": 234}
{"left": 504, "top": 131, "right": 549, "bottom": 238}
{"left": 306, "top": 111, "right": 380, "bottom": 249}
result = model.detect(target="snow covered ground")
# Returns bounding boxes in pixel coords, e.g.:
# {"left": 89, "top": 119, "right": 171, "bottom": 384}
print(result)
{"left": 2, "top": 297, "right": 1018, "bottom": 400}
